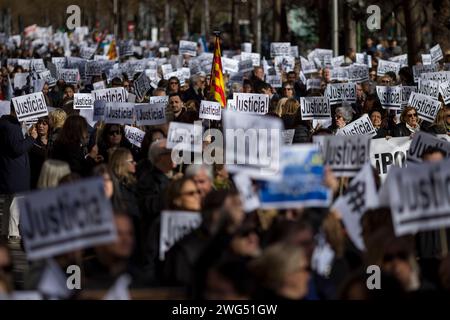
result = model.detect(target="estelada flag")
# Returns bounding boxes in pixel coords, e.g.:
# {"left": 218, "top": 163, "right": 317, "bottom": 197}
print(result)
{"left": 107, "top": 39, "right": 118, "bottom": 61}
{"left": 209, "top": 35, "right": 227, "bottom": 107}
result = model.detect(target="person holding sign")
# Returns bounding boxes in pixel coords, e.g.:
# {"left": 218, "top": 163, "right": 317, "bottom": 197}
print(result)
{"left": 369, "top": 109, "right": 389, "bottom": 139}
{"left": 393, "top": 106, "right": 421, "bottom": 137}
{"left": 330, "top": 106, "right": 353, "bottom": 134}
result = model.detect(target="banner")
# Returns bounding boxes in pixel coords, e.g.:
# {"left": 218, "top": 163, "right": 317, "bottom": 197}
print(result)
{"left": 199, "top": 101, "right": 221, "bottom": 121}
{"left": 92, "top": 87, "right": 128, "bottom": 103}
{"left": 166, "top": 122, "right": 203, "bottom": 153}
{"left": 370, "top": 137, "right": 411, "bottom": 181}
{"left": 135, "top": 103, "right": 166, "bottom": 126}
{"left": 314, "top": 135, "right": 371, "bottom": 177}
{"left": 407, "top": 131, "right": 450, "bottom": 164}
{"left": 73, "top": 93, "right": 94, "bottom": 109}
{"left": 231, "top": 93, "right": 270, "bottom": 114}
{"left": 386, "top": 158, "right": 450, "bottom": 236}
{"left": 376, "top": 86, "right": 402, "bottom": 109}
{"left": 300, "top": 96, "right": 331, "bottom": 120}
{"left": 179, "top": 40, "right": 197, "bottom": 56}
{"left": 159, "top": 211, "right": 201, "bottom": 260}
{"left": 104, "top": 102, "right": 135, "bottom": 125}
{"left": 259, "top": 144, "right": 332, "bottom": 209}
{"left": 17, "top": 178, "right": 117, "bottom": 261}
{"left": 12, "top": 92, "right": 48, "bottom": 122}
{"left": 332, "top": 163, "right": 379, "bottom": 250}
{"left": 407, "top": 92, "right": 441, "bottom": 122}
{"left": 418, "top": 79, "right": 439, "bottom": 100}
{"left": 325, "top": 83, "right": 356, "bottom": 105}
{"left": 124, "top": 125, "right": 145, "bottom": 148}
{"left": 377, "top": 59, "right": 400, "bottom": 76}
{"left": 336, "top": 114, "right": 376, "bottom": 137}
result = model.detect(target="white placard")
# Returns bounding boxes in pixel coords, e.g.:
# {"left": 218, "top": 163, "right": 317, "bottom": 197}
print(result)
{"left": 336, "top": 114, "right": 376, "bottom": 137}
{"left": 104, "top": 102, "right": 135, "bottom": 124}
{"left": 241, "top": 42, "right": 252, "bottom": 53}
{"left": 93, "top": 80, "right": 106, "bottom": 90}
{"left": 420, "top": 71, "right": 450, "bottom": 83}
{"left": 222, "top": 57, "right": 240, "bottom": 74}
{"left": 133, "top": 72, "right": 152, "bottom": 101}
{"left": 407, "top": 92, "right": 442, "bottom": 123}
{"left": 314, "top": 135, "right": 371, "bottom": 177}
{"left": 266, "top": 75, "right": 282, "bottom": 88}
{"left": 406, "top": 131, "right": 450, "bottom": 164}
{"left": 199, "top": 100, "right": 222, "bottom": 121}
{"left": 376, "top": 85, "right": 402, "bottom": 109}
{"left": 377, "top": 59, "right": 400, "bottom": 76}
{"left": 300, "top": 96, "right": 331, "bottom": 120}
{"left": 231, "top": 93, "right": 270, "bottom": 114}
{"left": 422, "top": 54, "right": 432, "bottom": 65}
{"left": 301, "top": 56, "right": 318, "bottom": 74}
{"left": 430, "top": 44, "right": 444, "bottom": 63}
{"left": 241, "top": 52, "right": 261, "bottom": 67}
{"left": 12, "top": 92, "right": 48, "bottom": 122}
{"left": 159, "top": 211, "right": 201, "bottom": 260}
{"left": 13, "top": 73, "right": 29, "bottom": 90}
{"left": 57, "top": 68, "right": 80, "bottom": 84}
{"left": 281, "top": 129, "right": 295, "bottom": 145}
{"left": 347, "top": 65, "right": 369, "bottom": 83}
{"left": 179, "top": 40, "right": 197, "bottom": 56}
{"left": 17, "top": 178, "right": 117, "bottom": 261}
{"left": 413, "top": 64, "right": 439, "bottom": 83}
{"left": 307, "top": 78, "right": 322, "bottom": 91}
{"left": 270, "top": 42, "right": 291, "bottom": 57}
{"left": 135, "top": 103, "right": 166, "bottom": 126}
{"left": 124, "top": 125, "right": 145, "bottom": 148}
{"left": 92, "top": 87, "right": 128, "bottom": 102}
{"left": 370, "top": 137, "right": 411, "bottom": 182}
{"left": 166, "top": 122, "right": 203, "bottom": 153}
{"left": 232, "top": 173, "right": 260, "bottom": 213}
{"left": 73, "top": 93, "right": 94, "bottom": 109}
{"left": 149, "top": 95, "right": 169, "bottom": 105}
{"left": 439, "top": 81, "right": 450, "bottom": 105}
{"left": 418, "top": 79, "right": 439, "bottom": 100}
{"left": 325, "top": 83, "right": 356, "bottom": 105}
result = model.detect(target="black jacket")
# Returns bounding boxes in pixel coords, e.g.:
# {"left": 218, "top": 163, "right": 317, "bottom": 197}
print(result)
{"left": 0, "top": 115, "right": 35, "bottom": 194}
{"left": 29, "top": 138, "right": 49, "bottom": 189}
{"left": 50, "top": 141, "right": 97, "bottom": 177}
{"left": 392, "top": 123, "right": 415, "bottom": 137}
{"left": 182, "top": 87, "right": 204, "bottom": 104}
{"left": 373, "top": 127, "right": 389, "bottom": 139}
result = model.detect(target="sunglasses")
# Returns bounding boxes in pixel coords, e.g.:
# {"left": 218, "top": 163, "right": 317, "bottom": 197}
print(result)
{"left": 406, "top": 113, "right": 417, "bottom": 118}
{"left": 181, "top": 190, "right": 201, "bottom": 196}
{"left": 108, "top": 130, "right": 121, "bottom": 136}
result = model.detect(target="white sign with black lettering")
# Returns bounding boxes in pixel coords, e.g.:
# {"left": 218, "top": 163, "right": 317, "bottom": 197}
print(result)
{"left": 439, "top": 81, "right": 450, "bottom": 105}
{"left": 57, "top": 68, "right": 80, "bottom": 84}
{"left": 314, "top": 135, "right": 371, "bottom": 177}
{"left": 274, "top": 56, "right": 295, "bottom": 73}
{"left": 413, "top": 64, "right": 439, "bottom": 83}
{"left": 325, "top": 83, "right": 356, "bottom": 105}
{"left": 17, "top": 178, "right": 117, "bottom": 261}
{"left": 80, "top": 46, "right": 96, "bottom": 60}
{"left": 347, "top": 65, "right": 369, "bottom": 83}
{"left": 389, "top": 54, "right": 408, "bottom": 67}
{"left": 370, "top": 137, "right": 411, "bottom": 182}
{"left": 166, "top": 122, "right": 203, "bottom": 153}
{"left": 307, "top": 78, "right": 322, "bottom": 91}
{"left": 51, "top": 57, "right": 66, "bottom": 69}
{"left": 73, "top": 93, "right": 94, "bottom": 109}
{"left": 38, "top": 70, "right": 56, "bottom": 87}
{"left": 149, "top": 95, "right": 169, "bottom": 105}
{"left": 406, "top": 131, "right": 450, "bottom": 164}
{"left": 12, "top": 92, "right": 48, "bottom": 122}
{"left": 270, "top": 42, "right": 291, "bottom": 57}
{"left": 376, "top": 86, "right": 402, "bottom": 109}
{"left": 377, "top": 59, "right": 400, "bottom": 76}
{"left": 135, "top": 103, "right": 166, "bottom": 126}
{"left": 422, "top": 54, "right": 432, "bottom": 65}
{"left": 231, "top": 93, "right": 270, "bottom": 114}
{"left": 356, "top": 53, "right": 372, "bottom": 68}
{"left": 387, "top": 158, "right": 450, "bottom": 236}
{"left": 330, "top": 68, "right": 349, "bottom": 82}
{"left": 93, "top": 81, "right": 106, "bottom": 90}
{"left": 266, "top": 75, "right": 282, "bottom": 88}
{"left": 104, "top": 102, "right": 135, "bottom": 125}
{"left": 239, "top": 59, "right": 254, "bottom": 73}
{"left": 301, "top": 56, "right": 318, "bottom": 74}
{"left": 407, "top": 92, "right": 441, "bottom": 123}
{"left": 418, "top": 79, "right": 439, "bottom": 100}
{"left": 401, "top": 86, "right": 417, "bottom": 107}
{"left": 124, "top": 125, "right": 145, "bottom": 148}
{"left": 331, "top": 56, "right": 345, "bottom": 67}
{"left": 332, "top": 163, "right": 379, "bottom": 250}
{"left": 241, "top": 52, "right": 261, "bottom": 67}
{"left": 133, "top": 72, "right": 152, "bottom": 101}
{"left": 92, "top": 87, "right": 128, "bottom": 103}
{"left": 31, "top": 59, "right": 46, "bottom": 72}
{"left": 85, "top": 60, "right": 102, "bottom": 76}
{"left": 199, "top": 100, "right": 221, "bottom": 121}
{"left": 430, "top": 44, "right": 444, "bottom": 63}
{"left": 337, "top": 114, "right": 377, "bottom": 137}
{"left": 300, "top": 96, "right": 331, "bottom": 120}
{"left": 420, "top": 71, "right": 450, "bottom": 84}
{"left": 179, "top": 40, "right": 197, "bottom": 56}
{"left": 159, "top": 211, "right": 202, "bottom": 260}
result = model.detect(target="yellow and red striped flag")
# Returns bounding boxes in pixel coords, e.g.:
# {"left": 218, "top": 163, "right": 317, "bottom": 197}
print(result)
{"left": 209, "top": 34, "right": 227, "bottom": 107}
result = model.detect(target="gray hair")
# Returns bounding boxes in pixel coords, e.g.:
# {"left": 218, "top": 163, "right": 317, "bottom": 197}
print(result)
{"left": 148, "top": 138, "right": 169, "bottom": 164}
{"left": 185, "top": 164, "right": 213, "bottom": 181}
{"left": 335, "top": 106, "right": 353, "bottom": 123}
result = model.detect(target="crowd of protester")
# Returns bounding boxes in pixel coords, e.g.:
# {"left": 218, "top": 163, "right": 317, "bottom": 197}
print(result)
{"left": 0, "top": 31, "right": 450, "bottom": 300}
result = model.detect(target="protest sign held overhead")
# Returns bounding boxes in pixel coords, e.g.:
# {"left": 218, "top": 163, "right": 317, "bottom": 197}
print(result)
{"left": 93, "top": 87, "right": 128, "bottom": 103}
{"left": 430, "top": 44, "right": 444, "bottom": 63}
{"left": 413, "top": 64, "right": 438, "bottom": 82}
{"left": 387, "top": 158, "right": 450, "bottom": 236}
{"left": 300, "top": 96, "right": 331, "bottom": 120}
{"left": 17, "top": 178, "right": 117, "bottom": 261}
{"left": 199, "top": 101, "right": 221, "bottom": 121}
{"left": 439, "top": 81, "right": 450, "bottom": 105}
{"left": 135, "top": 103, "right": 166, "bottom": 126}
{"left": 376, "top": 86, "right": 402, "bottom": 109}
{"left": 407, "top": 92, "right": 441, "bottom": 122}
{"left": 259, "top": 144, "right": 332, "bottom": 209}
{"left": 12, "top": 92, "right": 48, "bottom": 122}
{"left": 336, "top": 114, "right": 377, "bottom": 137}
{"left": 418, "top": 79, "right": 439, "bottom": 100}
{"left": 231, "top": 93, "right": 270, "bottom": 115}
{"left": 104, "top": 102, "right": 135, "bottom": 125}
{"left": 401, "top": 86, "right": 417, "bottom": 107}
{"left": 133, "top": 72, "right": 152, "bottom": 101}
{"left": 57, "top": 68, "right": 80, "bottom": 84}
{"left": 314, "top": 135, "right": 371, "bottom": 177}
{"left": 270, "top": 42, "right": 291, "bottom": 57}
{"left": 377, "top": 59, "right": 400, "bottom": 76}
{"left": 179, "top": 40, "right": 197, "bottom": 56}
{"left": 73, "top": 93, "right": 94, "bottom": 109}
{"left": 325, "top": 83, "right": 356, "bottom": 105}
{"left": 124, "top": 125, "right": 145, "bottom": 148}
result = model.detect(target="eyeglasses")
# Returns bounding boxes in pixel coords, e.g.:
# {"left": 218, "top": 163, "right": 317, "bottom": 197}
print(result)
{"left": 381, "top": 80, "right": 391, "bottom": 84}
{"left": 181, "top": 189, "right": 201, "bottom": 196}
{"left": 108, "top": 130, "right": 121, "bottom": 136}
{"left": 406, "top": 113, "right": 417, "bottom": 118}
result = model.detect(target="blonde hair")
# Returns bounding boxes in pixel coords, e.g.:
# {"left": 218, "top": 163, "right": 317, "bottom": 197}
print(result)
{"left": 282, "top": 98, "right": 300, "bottom": 116}
{"left": 274, "top": 97, "right": 288, "bottom": 117}
{"left": 434, "top": 106, "right": 448, "bottom": 127}
{"left": 109, "top": 148, "right": 136, "bottom": 185}
{"left": 49, "top": 108, "right": 67, "bottom": 129}
{"left": 37, "top": 160, "right": 71, "bottom": 189}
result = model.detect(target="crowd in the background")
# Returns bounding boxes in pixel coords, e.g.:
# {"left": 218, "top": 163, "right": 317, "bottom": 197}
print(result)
{"left": 0, "top": 31, "right": 450, "bottom": 300}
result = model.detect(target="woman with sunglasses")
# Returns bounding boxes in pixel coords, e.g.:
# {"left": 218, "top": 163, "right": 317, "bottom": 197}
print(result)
{"left": 98, "top": 124, "right": 135, "bottom": 163}
{"left": 393, "top": 106, "right": 421, "bottom": 137}
{"left": 28, "top": 116, "right": 51, "bottom": 189}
